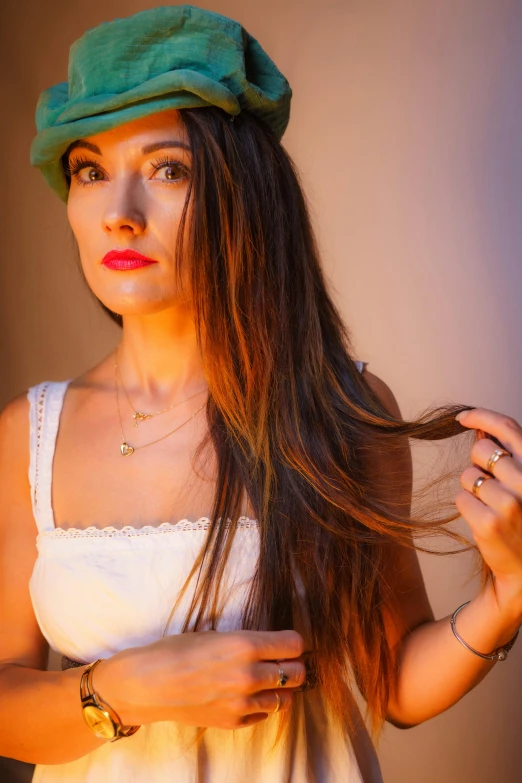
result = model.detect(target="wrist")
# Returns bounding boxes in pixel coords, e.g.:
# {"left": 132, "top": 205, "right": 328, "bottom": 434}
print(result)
{"left": 486, "top": 576, "right": 522, "bottom": 631}
{"left": 93, "top": 652, "right": 148, "bottom": 727}
{"left": 471, "top": 582, "right": 521, "bottom": 650}
{"left": 80, "top": 659, "right": 141, "bottom": 742}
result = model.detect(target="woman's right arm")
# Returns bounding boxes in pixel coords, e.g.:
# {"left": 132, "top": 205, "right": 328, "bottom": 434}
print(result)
{"left": 0, "top": 394, "right": 305, "bottom": 766}
{"left": 0, "top": 394, "right": 107, "bottom": 764}
{"left": 0, "top": 393, "right": 107, "bottom": 764}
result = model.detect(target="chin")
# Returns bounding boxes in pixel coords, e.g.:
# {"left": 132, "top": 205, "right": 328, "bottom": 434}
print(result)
{"left": 96, "top": 291, "right": 183, "bottom": 317}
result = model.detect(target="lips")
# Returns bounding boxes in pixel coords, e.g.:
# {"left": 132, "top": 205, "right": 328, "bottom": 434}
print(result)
{"left": 101, "top": 249, "right": 159, "bottom": 270}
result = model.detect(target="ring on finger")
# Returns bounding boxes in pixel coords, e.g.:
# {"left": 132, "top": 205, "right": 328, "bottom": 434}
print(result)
{"left": 486, "top": 448, "right": 511, "bottom": 474}
{"left": 277, "top": 665, "right": 288, "bottom": 687}
{"left": 472, "top": 474, "right": 494, "bottom": 497}
{"left": 272, "top": 691, "right": 281, "bottom": 713}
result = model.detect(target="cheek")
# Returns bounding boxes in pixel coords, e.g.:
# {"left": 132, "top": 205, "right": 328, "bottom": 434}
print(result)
{"left": 67, "top": 195, "right": 99, "bottom": 247}
{"left": 152, "top": 198, "right": 185, "bottom": 245}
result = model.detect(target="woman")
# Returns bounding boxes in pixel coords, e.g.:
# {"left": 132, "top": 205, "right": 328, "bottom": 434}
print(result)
{"left": 1, "top": 4, "right": 521, "bottom": 782}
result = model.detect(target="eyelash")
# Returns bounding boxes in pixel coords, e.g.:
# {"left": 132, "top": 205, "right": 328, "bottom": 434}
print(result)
{"left": 65, "top": 155, "right": 190, "bottom": 187}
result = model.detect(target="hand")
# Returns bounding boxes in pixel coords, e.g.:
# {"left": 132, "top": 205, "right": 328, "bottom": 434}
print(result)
{"left": 455, "top": 407, "right": 522, "bottom": 625}
{"left": 95, "top": 629, "right": 306, "bottom": 730}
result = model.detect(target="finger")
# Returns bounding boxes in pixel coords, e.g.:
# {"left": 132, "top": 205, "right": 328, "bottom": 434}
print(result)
{"left": 460, "top": 467, "right": 522, "bottom": 522}
{"left": 456, "top": 408, "right": 522, "bottom": 463}
{"left": 469, "top": 439, "right": 522, "bottom": 501}
{"left": 239, "top": 713, "right": 269, "bottom": 728}
{"left": 248, "top": 660, "right": 306, "bottom": 692}
{"left": 242, "top": 688, "right": 293, "bottom": 716}
{"left": 454, "top": 485, "right": 522, "bottom": 580}
{"left": 240, "top": 630, "right": 304, "bottom": 662}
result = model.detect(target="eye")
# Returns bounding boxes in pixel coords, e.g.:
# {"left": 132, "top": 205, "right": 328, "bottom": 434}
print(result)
{"left": 150, "top": 157, "right": 189, "bottom": 184}
{"left": 85, "top": 168, "right": 103, "bottom": 181}
{"left": 80, "top": 168, "right": 104, "bottom": 184}
{"left": 66, "top": 156, "right": 106, "bottom": 187}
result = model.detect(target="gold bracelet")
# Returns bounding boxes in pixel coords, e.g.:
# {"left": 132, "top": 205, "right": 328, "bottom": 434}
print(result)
{"left": 80, "top": 659, "right": 141, "bottom": 741}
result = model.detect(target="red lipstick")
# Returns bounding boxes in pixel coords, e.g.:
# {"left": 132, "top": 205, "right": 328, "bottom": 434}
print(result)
{"left": 101, "top": 249, "right": 159, "bottom": 270}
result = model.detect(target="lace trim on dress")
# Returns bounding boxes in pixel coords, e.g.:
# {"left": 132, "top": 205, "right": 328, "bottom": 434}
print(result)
{"left": 30, "top": 366, "right": 368, "bottom": 538}
{"left": 38, "top": 515, "right": 260, "bottom": 540}
{"left": 28, "top": 381, "right": 72, "bottom": 534}
{"left": 27, "top": 386, "right": 38, "bottom": 525}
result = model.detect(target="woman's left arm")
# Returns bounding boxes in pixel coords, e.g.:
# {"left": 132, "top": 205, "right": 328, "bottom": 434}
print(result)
{"left": 361, "top": 370, "right": 522, "bottom": 730}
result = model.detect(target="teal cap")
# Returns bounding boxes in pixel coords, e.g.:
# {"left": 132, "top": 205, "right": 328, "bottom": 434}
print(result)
{"left": 30, "top": 4, "right": 292, "bottom": 202}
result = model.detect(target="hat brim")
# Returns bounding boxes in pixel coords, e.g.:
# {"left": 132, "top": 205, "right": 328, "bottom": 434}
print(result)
{"left": 31, "top": 70, "right": 289, "bottom": 203}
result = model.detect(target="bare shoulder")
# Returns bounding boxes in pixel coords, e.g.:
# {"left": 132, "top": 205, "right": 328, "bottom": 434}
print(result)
{"left": 0, "top": 389, "right": 49, "bottom": 670}
{"left": 66, "top": 350, "right": 119, "bottom": 396}
{"left": 0, "top": 388, "right": 31, "bottom": 419}
{"left": 359, "top": 366, "right": 403, "bottom": 419}
{"left": 0, "top": 390, "right": 31, "bottom": 473}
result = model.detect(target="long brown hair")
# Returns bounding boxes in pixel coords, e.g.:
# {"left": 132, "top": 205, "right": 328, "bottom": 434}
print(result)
{"left": 64, "top": 106, "right": 485, "bottom": 742}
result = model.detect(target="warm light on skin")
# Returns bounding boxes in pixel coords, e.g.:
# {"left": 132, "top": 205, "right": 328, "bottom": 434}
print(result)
{"left": 66, "top": 109, "right": 194, "bottom": 318}
{"left": 65, "top": 109, "right": 207, "bottom": 399}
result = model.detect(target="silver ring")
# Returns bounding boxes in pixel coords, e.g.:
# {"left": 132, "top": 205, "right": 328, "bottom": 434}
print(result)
{"left": 272, "top": 691, "right": 281, "bottom": 713}
{"left": 277, "top": 665, "right": 288, "bottom": 687}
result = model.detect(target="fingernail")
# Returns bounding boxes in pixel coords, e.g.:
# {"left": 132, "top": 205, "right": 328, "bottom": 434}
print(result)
{"left": 455, "top": 411, "right": 467, "bottom": 422}
{"left": 241, "top": 714, "right": 268, "bottom": 726}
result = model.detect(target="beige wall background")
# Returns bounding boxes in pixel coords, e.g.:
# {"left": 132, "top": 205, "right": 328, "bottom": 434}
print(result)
{"left": 1, "top": 1, "right": 521, "bottom": 781}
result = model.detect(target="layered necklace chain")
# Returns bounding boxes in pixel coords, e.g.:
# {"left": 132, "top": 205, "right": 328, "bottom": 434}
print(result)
{"left": 114, "top": 347, "right": 208, "bottom": 457}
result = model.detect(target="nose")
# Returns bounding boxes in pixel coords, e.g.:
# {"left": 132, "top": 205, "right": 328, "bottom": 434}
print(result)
{"left": 102, "top": 181, "right": 146, "bottom": 236}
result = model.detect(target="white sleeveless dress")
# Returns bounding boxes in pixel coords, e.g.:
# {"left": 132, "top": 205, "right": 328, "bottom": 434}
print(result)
{"left": 27, "top": 360, "right": 384, "bottom": 783}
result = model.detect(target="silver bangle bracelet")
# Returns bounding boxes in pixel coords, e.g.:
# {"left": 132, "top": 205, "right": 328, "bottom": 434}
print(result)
{"left": 450, "top": 600, "right": 520, "bottom": 662}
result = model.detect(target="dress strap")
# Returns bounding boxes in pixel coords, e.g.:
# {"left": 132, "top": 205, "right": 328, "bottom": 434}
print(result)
{"left": 354, "top": 360, "right": 369, "bottom": 373}
{"left": 27, "top": 380, "right": 72, "bottom": 534}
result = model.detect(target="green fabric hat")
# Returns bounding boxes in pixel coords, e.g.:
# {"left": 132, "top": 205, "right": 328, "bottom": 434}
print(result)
{"left": 30, "top": 4, "right": 292, "bottom": 202}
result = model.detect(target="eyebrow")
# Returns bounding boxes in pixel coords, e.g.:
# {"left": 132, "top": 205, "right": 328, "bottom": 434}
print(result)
{"left": 66, "top": 140, "right": 102, "bottom": 155}
{"left": 65, "top": 139, "right": 192, "bottom": 156}
{"left": 142, "top": 140, "right": 192, "bottom": 154}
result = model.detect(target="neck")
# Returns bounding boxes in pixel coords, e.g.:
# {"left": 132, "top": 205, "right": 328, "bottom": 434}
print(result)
{"left": 115, "top": 309, "right": 209, "bottom": 409}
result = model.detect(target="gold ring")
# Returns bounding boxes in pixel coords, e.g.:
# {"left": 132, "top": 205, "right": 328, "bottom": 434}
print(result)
{"left": 486, "top": 448, "right": 511, "bottom": 474}
{"left": 472, "top": 474, "right": 493, "bottom": 497}
{"left": 273, "top": 691, "right": 281, "bottom": 713}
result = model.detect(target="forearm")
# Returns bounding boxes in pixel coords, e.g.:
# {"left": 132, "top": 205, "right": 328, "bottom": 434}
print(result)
{"left": 386, "top": 583, "right": 522, "bottom": 728}
{"left": 0, "top": 663, "right": 106, "bottom": 765}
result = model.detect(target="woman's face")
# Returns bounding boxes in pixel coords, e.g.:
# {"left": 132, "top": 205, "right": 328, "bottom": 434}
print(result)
{"left": 66, "top": 109, "right": 193, "bottom": 317}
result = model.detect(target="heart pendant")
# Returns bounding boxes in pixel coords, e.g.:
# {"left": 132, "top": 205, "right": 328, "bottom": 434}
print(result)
{"left": 120, "top": 442, "right": 135, "bottom": 456}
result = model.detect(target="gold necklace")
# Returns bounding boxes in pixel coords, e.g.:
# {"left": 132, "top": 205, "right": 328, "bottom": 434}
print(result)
{"left": 114, "top": 347, "right": 208, "bottom": 428}
{"left": 114, "top": 359, "right": 208, "bottom": 457}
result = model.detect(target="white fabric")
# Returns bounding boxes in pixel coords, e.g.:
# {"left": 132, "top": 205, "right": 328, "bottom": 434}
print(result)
{"left": 27, "top": 361, "right": 383, "bottom": 783}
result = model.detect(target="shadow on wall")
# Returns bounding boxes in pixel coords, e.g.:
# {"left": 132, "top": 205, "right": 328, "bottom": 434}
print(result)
{"left": 0, "top": 758, "right": 34, "bottom": 782}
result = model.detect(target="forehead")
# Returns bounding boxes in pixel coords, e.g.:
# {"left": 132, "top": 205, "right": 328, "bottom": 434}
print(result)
{"left": 71, "top": 109, "right": 190, "bottom": 153}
